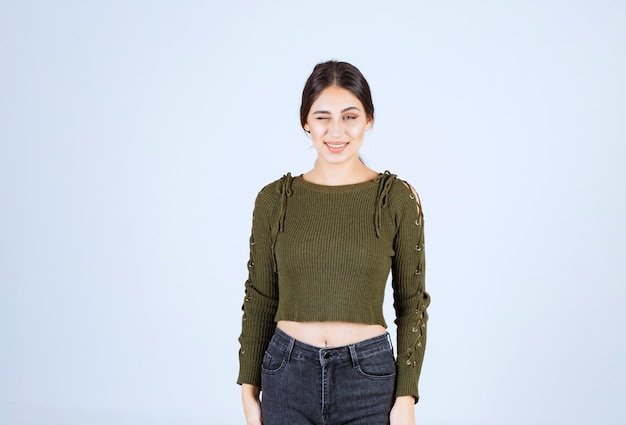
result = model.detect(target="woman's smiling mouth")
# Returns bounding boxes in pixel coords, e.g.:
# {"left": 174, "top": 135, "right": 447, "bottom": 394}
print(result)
{"left": 325, "top": 142, "right": 348, "bottom": 153}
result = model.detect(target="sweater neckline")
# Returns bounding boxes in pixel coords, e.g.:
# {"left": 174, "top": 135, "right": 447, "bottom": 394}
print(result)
{"left": 293, "top": 173, "right": 383, "bottom": 193}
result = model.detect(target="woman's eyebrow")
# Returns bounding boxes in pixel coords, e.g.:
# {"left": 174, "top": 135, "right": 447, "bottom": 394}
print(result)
{"left": 312, "top": 106, "right": 361, "bottom": 115}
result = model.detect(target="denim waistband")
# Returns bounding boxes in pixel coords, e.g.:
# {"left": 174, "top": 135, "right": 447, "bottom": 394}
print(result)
{"left": 270, "top": 326, "right": 393, "bottom": 365}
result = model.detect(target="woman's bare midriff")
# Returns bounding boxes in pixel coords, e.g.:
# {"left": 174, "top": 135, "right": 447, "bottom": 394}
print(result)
{"left": 277, "top": 320, "right": 387, "bottom": 348}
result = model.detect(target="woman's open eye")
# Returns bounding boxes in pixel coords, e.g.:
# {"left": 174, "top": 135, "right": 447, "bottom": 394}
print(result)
{"left": 344, "top": 115, "right": 357, "bottom": 120}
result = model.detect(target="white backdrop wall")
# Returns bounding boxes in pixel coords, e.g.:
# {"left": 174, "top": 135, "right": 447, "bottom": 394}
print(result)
{"left": 1, "top": 1, "right": 625, "bottom": 424}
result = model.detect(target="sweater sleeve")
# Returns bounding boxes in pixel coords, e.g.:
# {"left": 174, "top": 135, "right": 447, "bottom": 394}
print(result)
{"left": 391, "top": 181, "right": 430, "bottom": 401}
{"left": 236, "top": 184, "right": 280, "bottom": 389}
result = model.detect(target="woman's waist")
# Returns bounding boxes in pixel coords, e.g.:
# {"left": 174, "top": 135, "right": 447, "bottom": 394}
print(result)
{"left": 277, "top": 320, "right": 387, "bottom": 348}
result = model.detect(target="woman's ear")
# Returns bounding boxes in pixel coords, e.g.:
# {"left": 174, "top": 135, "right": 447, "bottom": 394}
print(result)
{"left": 366, "top": 117, "right": 373, "bottom": 129}
{"left": 303, "top": 123, "right": 310, "bottom": 133}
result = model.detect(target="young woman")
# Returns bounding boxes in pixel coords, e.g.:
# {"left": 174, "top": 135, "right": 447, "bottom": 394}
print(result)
{"left": 237, "top": 60, "right": 430, "bottom": 425}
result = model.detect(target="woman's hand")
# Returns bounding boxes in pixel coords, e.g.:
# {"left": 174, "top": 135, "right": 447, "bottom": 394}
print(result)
{"left": 241, "top": 384, "right": 262, "bottom": 425}
{"left": 390, "top": 395, "right": 416, "bottom": 425}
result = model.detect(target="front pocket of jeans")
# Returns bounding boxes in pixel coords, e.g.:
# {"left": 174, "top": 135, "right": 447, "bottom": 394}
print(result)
{"left": 355, "top": 349, "right": 396, "bottom": 379}
{"left": 261, "top": 350, "right": 286, "bottom": 374}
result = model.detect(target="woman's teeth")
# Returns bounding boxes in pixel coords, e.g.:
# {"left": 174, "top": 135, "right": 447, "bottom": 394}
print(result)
{"left": 326, "top": 142, "right": 347, "bottom": 149}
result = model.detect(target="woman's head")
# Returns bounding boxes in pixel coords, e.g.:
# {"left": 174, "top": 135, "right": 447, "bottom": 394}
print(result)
{"left": 300, "top": 60, "right": 374, "bottom": 130}
{"left": 300, "top": 61, "right": 374, "bottom": 167}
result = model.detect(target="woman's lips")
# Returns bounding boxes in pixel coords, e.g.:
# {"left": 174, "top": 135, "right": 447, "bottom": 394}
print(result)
{"left": 324, "top": 142, "right": 348, "bottom": 153}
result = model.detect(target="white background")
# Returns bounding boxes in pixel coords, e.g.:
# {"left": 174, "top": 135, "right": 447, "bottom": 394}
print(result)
{"left": 1, "top": 1, "right": 625, "bottom": 424}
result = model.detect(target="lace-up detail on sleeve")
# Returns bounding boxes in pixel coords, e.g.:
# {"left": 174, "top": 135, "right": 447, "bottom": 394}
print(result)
{"left": 390, "top": 179, "right": 430, "bottom": 401}
{"left": 237, "top": 177, "right": 284, "bottom": 389}
{"left": 374, "top": 171, "right": 397, "bottom": 238}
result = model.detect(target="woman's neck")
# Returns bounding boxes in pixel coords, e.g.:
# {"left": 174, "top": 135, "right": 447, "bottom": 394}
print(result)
{"left": 302, "top": 161, "right": 379, "bottom": 186}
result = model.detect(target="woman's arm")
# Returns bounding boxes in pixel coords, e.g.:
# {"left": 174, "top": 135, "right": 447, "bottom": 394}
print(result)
{"left": 391, "top": 180, "right": 430, "bottom": 400}
{"left": 242, "top": 384, "right": 262, "bottom": 425}
{"left": 390, "top": 395, "right": 416, "bottom": 425}
{"left": 237, "top": 182, "right": 281, "bottom": 387}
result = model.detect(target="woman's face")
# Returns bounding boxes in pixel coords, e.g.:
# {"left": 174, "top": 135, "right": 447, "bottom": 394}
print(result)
{"left": 304, "top": 86, "right": 372, "bottom": 166}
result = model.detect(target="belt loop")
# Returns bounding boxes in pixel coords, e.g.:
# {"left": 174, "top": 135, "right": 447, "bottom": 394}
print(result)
{"left": 348, "top": 344, "right": 359, "bottom": 368}
{"left": 386, "top": 333, "right": 394, "bottom": 354}
{"left": 284, "top": 335, "right": 295, "bottom": 362}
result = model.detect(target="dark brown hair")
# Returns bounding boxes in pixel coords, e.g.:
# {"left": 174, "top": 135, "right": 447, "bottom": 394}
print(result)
{"left": 300, "top": 60, "right": 374, "bottom": 130}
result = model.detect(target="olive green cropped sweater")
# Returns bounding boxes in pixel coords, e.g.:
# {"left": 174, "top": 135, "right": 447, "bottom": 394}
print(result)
{"left": 237, "top": 171, "right": 430, "bottom": 400}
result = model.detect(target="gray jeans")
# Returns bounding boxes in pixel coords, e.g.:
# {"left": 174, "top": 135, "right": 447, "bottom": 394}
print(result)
{"left": 261, "top": 327, "right": 396, "bottom": 425}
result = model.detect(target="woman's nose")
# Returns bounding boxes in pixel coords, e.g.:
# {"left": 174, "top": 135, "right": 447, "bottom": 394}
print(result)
{"left": 331, "top": 120, "right": 342, "bottom": 136}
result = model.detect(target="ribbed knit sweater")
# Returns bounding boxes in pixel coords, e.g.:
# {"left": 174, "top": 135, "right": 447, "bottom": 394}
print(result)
{"left": 237, "top": 171, "right": 430, "bottom": 400}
